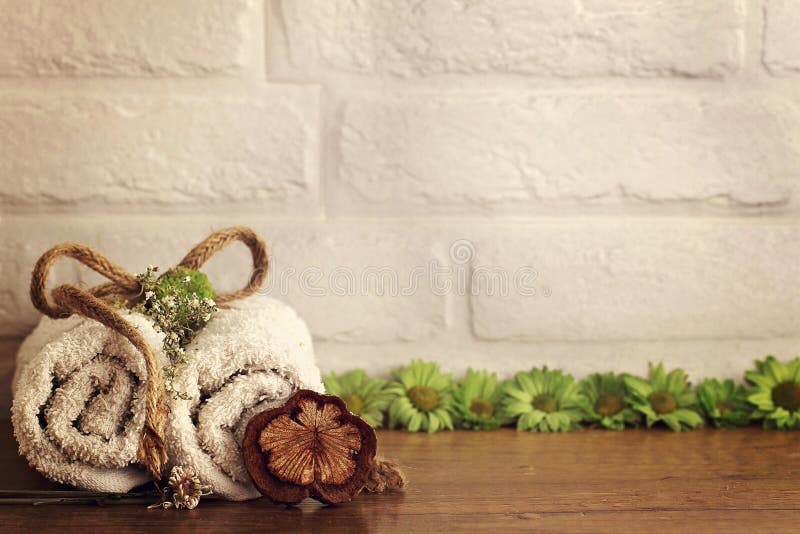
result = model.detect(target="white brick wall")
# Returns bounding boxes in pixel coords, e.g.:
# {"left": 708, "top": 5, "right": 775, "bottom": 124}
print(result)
{"left": 1, "top": 0, "right": 799, "bottom": 398}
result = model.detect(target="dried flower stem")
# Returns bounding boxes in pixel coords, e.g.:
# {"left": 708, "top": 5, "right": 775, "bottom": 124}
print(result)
{"left": 133, "top": 266, "right": 217, "bottom": 399}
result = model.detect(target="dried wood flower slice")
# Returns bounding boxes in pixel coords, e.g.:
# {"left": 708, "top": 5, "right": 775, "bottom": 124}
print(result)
{"left": 243, "top": 389, "right": 377, "bottom": 504}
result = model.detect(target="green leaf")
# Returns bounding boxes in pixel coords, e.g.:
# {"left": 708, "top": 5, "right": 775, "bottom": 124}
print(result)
{"left": 407, "top": 411, "right": 423, "bottom": 432}
{"left": 622, "top": 375, "right": 652, "bottom": 398}
{"left": 427, "top": 412, "right": 440, "bottom": 433}
{"left": 649, "top": 363, "right": 668, "bottom": 391}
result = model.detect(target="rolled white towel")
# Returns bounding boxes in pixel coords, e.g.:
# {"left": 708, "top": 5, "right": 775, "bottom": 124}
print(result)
{"left": 11, "top": 312, "right": 164, "bottom": 492}
{"left": 167, "top": 296, "right": 324, "bottom": 501}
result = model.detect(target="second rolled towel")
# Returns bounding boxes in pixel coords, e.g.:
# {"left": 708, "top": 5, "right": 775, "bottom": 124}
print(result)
{"left": 167, "top": 295, "right": 324, "bottom": 501}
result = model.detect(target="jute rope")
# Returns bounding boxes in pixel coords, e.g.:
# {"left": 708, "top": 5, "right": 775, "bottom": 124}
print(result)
{"left": 29, "top": 227, "right": 268, "bottom": 480}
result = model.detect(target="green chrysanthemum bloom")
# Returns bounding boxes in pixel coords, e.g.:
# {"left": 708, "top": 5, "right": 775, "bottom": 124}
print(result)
{"left": 500, "top": 367, "right": 585, "bottom": 432}
{"left": 576, "top": 372, "right": 640, "bottom": 430}
{"left": 745, "top": 356, "right": 800, "bottom": 430}
{"left": 623, "top": 363, "right": 703, "bottom": 432}
{"left": 452, "top": 369, "right": 505, "bottom": 430}
{"left": 697, "top": 378, "right": 752, "bottom": 428}
{"left": 386, "top": 360, "right": 454, "bottom": 433}
{"left": 322, "top": 369, "right": 393, "bottom": 428}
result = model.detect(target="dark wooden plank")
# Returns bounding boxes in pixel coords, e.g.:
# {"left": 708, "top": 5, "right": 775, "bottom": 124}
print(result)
{"left": 0, "top": 418, "right": 797, "bottom": 532}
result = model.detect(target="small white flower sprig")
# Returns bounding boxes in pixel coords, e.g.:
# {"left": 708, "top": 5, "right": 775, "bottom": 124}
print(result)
{"left": 149, "top": 465, "right": 213, "bottom": 510}
{"left": 133, "top": 265, "right": 218, "bottom": 400}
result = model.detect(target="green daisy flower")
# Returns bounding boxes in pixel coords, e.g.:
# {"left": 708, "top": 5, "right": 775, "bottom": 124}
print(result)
{"left": 623, "top": 363, "right": 703, "bottom": 432}
{"left": 745, "top": 356, "right": 800, "bottom": 430}
{"left": 696, "top": 378, "right": 752, "bottom": 428}
{"left": 500, "top": 367, "right": 585, "bottom": 432}
{"left": 322, "top": 369, "right": 393, "bottom": 428}
{"left": 386, "top": 360, "right": 454, "bottom": 433}
{"left": 576, "top": 372, "right": 640, "bottom": 430}
{"left": 452, "top": 368, "right": 505, "bottom": 430}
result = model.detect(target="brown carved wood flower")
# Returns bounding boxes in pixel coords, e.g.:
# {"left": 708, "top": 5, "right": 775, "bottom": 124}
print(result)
{"left": 243, "top": 389, "right": 377, "bottom": 504}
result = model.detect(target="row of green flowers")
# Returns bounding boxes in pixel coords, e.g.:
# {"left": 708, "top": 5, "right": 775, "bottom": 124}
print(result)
{"left": 322, "top": 356, "right": 800, "bottom": 433}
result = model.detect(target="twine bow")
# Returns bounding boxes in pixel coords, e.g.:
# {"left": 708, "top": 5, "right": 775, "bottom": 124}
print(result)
{"left": 29, "top": 226, "right": 269, "bottom": 480}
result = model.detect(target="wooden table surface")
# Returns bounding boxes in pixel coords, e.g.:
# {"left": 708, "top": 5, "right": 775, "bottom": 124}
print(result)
{"left": 0, "top": 418, "right": 797, "bottom": 533}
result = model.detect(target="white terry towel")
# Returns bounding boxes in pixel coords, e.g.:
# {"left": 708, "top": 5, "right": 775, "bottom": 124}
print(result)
{"left": 167, "top": 295, "right": 324, "bottom": 501}
{"left": 11, "top": 312, "right": 164, "bottom": 492}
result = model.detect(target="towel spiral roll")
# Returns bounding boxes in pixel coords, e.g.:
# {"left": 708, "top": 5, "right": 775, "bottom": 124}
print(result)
{"left": 167, "top": 296, "right": 324, "bottom": 501}
{"left": 11, "top": 313, "right": 164, "bottom": 492}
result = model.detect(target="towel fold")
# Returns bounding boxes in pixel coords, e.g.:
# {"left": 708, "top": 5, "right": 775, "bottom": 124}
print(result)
{"left": 167, "top": 296, "right": 324, "bottom": 501}
{"left": 11, "top": 312, "right": 164, "bottom": 492}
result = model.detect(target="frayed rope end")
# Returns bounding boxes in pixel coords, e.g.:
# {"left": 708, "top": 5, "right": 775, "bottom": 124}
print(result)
{"left": 137, "top": 426, "right": 168, "bottom": 481}
{"left": 363, "top": 457, "right": 407, "bottom": 494}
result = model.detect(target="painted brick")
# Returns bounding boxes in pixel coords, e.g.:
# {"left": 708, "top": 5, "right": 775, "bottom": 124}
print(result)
{"left": 276, "top": 0, "right": 743, "bottom": 78}
{"left": 334, "top": 94, "right": 799, "bottom": 213}
{"left": 0, "top": 0, "right": 259, "bottom": 76}
{"left": 0, "top": 86, "right": 321, "bottom": 212}
{"left": 763, "top": 0, "right": 800, "bottom": 75}
{"left": 260, "top": 224, "right": 449, "bottom": 343}
{"left": 469, "top": 220, "right": 800, "bottom": 341}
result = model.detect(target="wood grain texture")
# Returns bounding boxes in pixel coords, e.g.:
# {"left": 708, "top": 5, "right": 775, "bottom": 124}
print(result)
{"left": 0, "top": 418, "right": 798, "bottom": 533}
